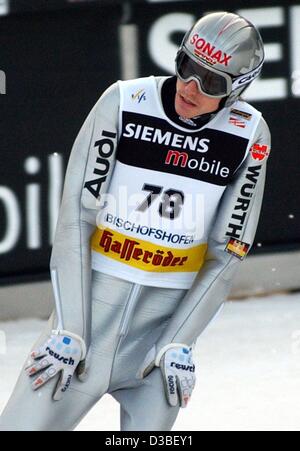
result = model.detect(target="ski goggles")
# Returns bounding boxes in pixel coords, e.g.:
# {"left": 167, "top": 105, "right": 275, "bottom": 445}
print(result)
{"left": 175, "top": 49, "right": 233, "bottom": 98}
{"left": 176, "top": 49, "right": 264, "bottom": 98}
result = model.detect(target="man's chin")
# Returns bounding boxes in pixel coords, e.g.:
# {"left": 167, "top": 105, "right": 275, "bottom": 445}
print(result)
{"left": 175, "top": 103, "right": 194, "bottom": 120}
{"left": 176, "top": 109, "right": 195, "bottom": 120}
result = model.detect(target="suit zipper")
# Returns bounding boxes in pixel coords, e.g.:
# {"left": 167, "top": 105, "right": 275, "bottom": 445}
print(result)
{"left": 118, "top": 283, "right": 142, "bottom": 337}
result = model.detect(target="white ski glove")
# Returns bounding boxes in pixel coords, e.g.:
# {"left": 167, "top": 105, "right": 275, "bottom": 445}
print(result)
{"left": 140, "top": 344, "right": 196, "bottom": 408}
{"left": 25, "top": 330, "right": 86, "bottom": 401}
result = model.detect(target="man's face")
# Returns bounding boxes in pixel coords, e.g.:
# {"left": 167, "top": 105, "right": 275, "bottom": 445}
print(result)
{"left": 175, "top": 78, "right": 222, "bottom": 119}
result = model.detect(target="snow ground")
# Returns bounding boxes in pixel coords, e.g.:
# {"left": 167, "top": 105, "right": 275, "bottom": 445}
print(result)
{"left": 1, "top": 293, "right": 300, "bottom": 431}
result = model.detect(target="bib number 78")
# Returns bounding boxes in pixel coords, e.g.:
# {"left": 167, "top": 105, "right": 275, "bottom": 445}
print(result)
{"left": 136, "top": 183, "right": 185, "bottom": 220}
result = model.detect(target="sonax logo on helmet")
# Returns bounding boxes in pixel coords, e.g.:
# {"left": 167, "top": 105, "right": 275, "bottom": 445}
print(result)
{"left": 190, "top": 34, "right": 232, "bottom": 66}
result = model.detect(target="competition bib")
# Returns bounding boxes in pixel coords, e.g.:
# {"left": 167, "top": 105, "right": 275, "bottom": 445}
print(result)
{"left": 91, "top": 76, "right": 261, "bottom": 289}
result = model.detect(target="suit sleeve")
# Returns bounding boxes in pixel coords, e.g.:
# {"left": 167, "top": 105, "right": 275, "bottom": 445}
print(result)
{"left": 154, "top": 116, "right": 271, "bottom": 352}
{"left": 50, "top": 82, "right": 120, "bottom": 349}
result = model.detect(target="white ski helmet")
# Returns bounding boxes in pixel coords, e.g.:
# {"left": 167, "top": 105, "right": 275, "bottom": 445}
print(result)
{"left": 175, "top": 11, "right": 265, "bottom": 105}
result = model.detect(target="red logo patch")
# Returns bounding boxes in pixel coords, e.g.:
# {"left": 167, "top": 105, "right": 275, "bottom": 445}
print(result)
{"left": 229, "top": 117, "right": 246, "bottom": 128}
{"left": 225, "top": 239, "right": 250, "bottom": 260}
{"left": 250, "top": 144, "right": 269, "bottom": 161}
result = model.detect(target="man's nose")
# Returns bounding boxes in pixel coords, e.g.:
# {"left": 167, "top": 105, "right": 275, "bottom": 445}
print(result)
{"left": 183, "top": 79, "right": 199, "bottom": 95}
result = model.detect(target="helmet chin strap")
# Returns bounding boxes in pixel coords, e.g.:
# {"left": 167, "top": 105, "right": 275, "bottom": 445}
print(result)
{"left": 224, "top": 83, "right": 251, "bottom": 108}
{"left": 191, "top": 111, "right": 216, "bottom": 121}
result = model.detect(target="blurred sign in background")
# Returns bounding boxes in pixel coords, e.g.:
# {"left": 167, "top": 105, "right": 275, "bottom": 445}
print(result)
{"left": 0, "top": 0, "right": 299, "bottom": 285}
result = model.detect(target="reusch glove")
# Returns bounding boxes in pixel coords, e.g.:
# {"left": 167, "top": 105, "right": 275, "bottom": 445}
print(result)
{"left": 25, "top": 330, "right": 86, "bottom": 401}
{"left": 157, "top": 344, "right": 196, "bottom": 408}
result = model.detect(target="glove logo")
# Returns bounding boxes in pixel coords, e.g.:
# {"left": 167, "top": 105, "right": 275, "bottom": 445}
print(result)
{"left": 168, "top": 375, "right": 176, "bottom": 395}
{"left": 45, "top": 347, "right": 75, "bottom": 366}
{"left": 61, "top": 374, "right": 72, "bottom": 393}
{"left": 170, "top": 362, "right": 195, "bottom": 372}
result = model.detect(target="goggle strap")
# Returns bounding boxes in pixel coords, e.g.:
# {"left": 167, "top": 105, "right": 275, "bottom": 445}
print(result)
{"left": 232, "top": 62, "right": 264, "bottom": 90}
